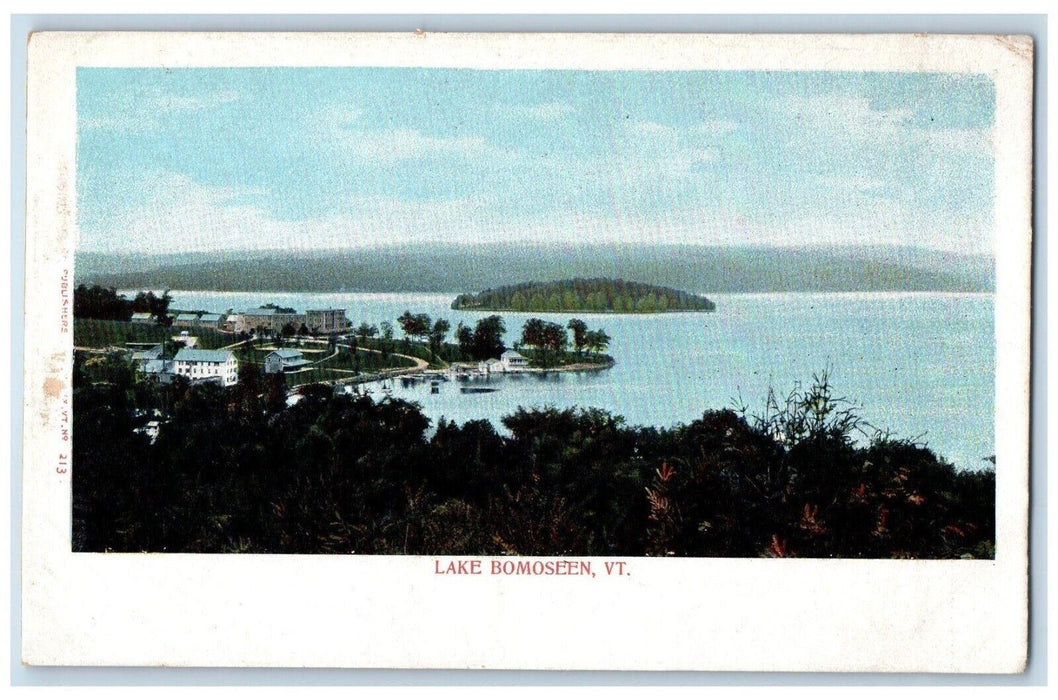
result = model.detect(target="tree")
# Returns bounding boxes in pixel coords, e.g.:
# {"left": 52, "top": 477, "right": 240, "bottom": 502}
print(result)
{"left": 587, "top": 329, "right": 611, "bottom": 354}
{"left": 521, "top": 318, "right": 566, "bottom": 368}
{"left": 348, "top": 334, "right": 361, "bottom": 374}
{"left": 73, "top": 284, "right": 133, "bottom": 321}
{"left": 568, "top": 319, "right": 588, "bottom": 356}
{"left": 355, "top": 322, "right": 378, "bottom": 340}
{"left": 398, "top": 311, "right": 432, "bottom": 346}
{"left": 472, "top": 315, "right": 506, "bottom": 360}
{"left": 379, "top": 321, "right": 394, "bottom": 359}
{"left": 456, "top": 322, "right": 474, "bottom": 360}
{"left": 264, "top": 373, "right": 288, "bottom": 413}
{"left": 429, "top": 318, "right": 451, "bottom": 359}
{"left": 521, "top": 318, "right": 546, "bottom": 349}
{"left": 540, "top": 322, "right": 567, "bottom": 366}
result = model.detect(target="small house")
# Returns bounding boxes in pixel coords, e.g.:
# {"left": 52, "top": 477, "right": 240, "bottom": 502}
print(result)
{"left": 142, "top": 358, "right": 174, "bottom": 384}
{"left": 130, "top": 344, "right": 164, "bottom": 369}
{"left": 174, "top": 313, "right": 200, "bottom": 328}
{"left": 263, "top": 347, "right": 310, "bottom": 374}
{"left": 130, "top": 312, "right": 156, "bottom": 325}
{"left": 197, "top": 313, "right": 223, "bottom": 329}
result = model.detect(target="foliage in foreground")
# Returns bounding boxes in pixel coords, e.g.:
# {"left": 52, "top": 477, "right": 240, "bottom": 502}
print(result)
{"left": 72, "top": 364, "right": 994, "bottom": 558}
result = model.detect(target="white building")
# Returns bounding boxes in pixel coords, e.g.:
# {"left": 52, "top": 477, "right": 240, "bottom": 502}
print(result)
{"left": 501, "top": 349, "right": 529, "bottom": 372}
{"left": 173, "top": 348, "right": 239, "bottom": 387}
{"left": 130, "top": 312, "right": 156, "bottom": 324}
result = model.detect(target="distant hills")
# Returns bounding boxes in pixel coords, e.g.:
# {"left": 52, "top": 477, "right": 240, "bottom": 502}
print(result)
{"left": 76, "top": 243, "right": 994, "bottom": 294}
{"left": 452, "top": 278, "right": 716, "bottom": 313}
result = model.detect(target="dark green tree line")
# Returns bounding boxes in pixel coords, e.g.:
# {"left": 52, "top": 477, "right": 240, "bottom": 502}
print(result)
{"left": 72, "top": 358, "right": 994, "bottom": 559}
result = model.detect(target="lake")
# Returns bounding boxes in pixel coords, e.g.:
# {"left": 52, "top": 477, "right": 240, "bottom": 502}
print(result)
{"left": 151, "top": 290, "right": 995, "bottom": 471}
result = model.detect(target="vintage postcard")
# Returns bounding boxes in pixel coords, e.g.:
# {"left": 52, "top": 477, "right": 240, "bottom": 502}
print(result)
{"left": 22, "top": 32, "right": 1032, "bottom": 670}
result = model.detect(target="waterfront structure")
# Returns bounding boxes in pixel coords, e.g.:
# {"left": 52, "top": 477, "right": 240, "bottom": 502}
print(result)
{"left": 173, "top": 348, "right": 239, "bottom": 386}
{"left": 501, "top": 349, "right": 529, "bottom": 372}
{"left": 197, "top": 313, "right": 223, "bottom": 329}
{"left": 263, "top": 348, "right": 311, "bottom": 374}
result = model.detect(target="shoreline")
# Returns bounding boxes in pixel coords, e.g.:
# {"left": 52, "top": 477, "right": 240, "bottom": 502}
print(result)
{"left": 304, "top": 357, "right": 616, "bottom": 391}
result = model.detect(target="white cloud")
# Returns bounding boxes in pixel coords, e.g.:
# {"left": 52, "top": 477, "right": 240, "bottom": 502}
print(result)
{"left": 78, "top": 167, "right": 993, "bottom": 257}
{"left": 311, "top": 121, "right": 501, "bottom": 165}
{"left": 79, "top": 170, "right": 496, "bottom": 253}
{"left": 919, "top": 126, "right": 994, "bottom": 153}
{"left": 152, "top": 89, "right": 241, "bottom": 112}
{"left": 816, "top": 174, "right": 888, "bottom": 196}
{"left": 80, "top": 115, "right": 157, "bottom": 132}
{"left": 694, "top": 119, "right": 739, "bottom": 136}
{"left": 495, "top": 102, "right": 575, "bottom": 121}
{"left": 79, "top": 87, "right": 243, "bottom": 133}
{"left": 350, "top": 129, "right": 490, "bottom": 162}
{"left": 774, "top": 94, "right": 912, "bottom": 143}
{"left": 319, "top": 104, "right": 363, "bottom": 128}
{"left": 773, "top": 92, "right": 992, "bottom": 155}
{"left": 627, "top": 120, "right": 674, "bottom": 137}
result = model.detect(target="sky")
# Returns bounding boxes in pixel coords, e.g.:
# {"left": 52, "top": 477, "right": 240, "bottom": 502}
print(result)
{"left": 76, "top": 67, "right": 995, "bottom": 256}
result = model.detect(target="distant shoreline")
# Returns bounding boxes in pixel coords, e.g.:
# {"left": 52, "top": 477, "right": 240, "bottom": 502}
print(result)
{"left": 115, "top": 288, "right": 996, "bottom": 300}
{"left": 77, "top": 242, "right": 995, "bottom": 295}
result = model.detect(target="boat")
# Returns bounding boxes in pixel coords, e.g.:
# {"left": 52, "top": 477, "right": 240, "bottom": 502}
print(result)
{"left": 460, "top": 386, "right": 498, "bottom": 394}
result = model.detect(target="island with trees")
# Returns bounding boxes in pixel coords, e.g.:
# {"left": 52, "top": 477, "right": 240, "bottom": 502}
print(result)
{"left": 451, "top": 278, "right": 716, "bottom": 314}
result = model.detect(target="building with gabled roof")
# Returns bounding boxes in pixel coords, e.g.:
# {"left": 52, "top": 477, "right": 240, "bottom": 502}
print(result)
{"left": 142, "top": 358, "right": 175, "bottom": 384}
{"left": 130, "top": 344, "right": 164, "bottom": 368}
{"left": 173, "top": 348, "right": 238, "bottom": 386}
{"left": 264, "top": 347, "right": 311, "bottom": 374}
{"left": 174, "top": 313, "right": 201, "bottom": 328}
{"left": 501, "top": 349, "right": 529, "bottom": 372}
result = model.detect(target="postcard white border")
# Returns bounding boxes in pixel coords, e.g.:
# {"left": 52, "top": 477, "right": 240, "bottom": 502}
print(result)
{"left": 21, "top": 32, "right": 1033, "bottom": 671}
